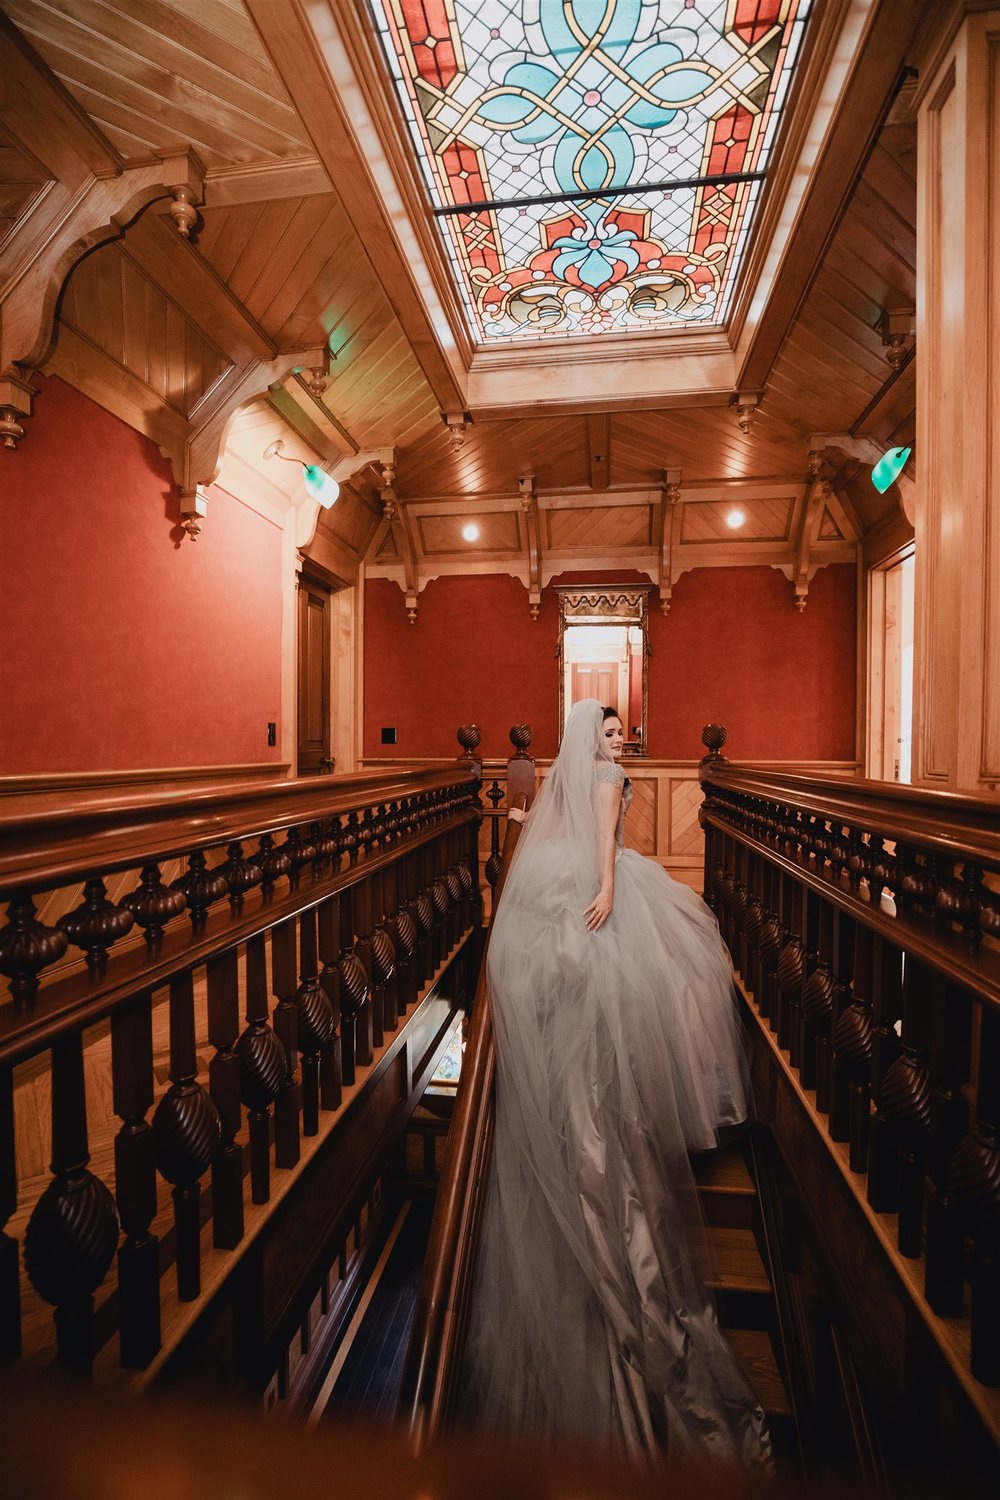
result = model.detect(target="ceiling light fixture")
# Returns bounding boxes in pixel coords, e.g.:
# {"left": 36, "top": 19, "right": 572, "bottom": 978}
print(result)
{"left": 461, "top": 522, "right": 480, "bottom": 542}
{"left": 871, "top": 446, "right": 911, "bottom": 495}
{"left": 263, "top": 439, "right": 340, "bottom": 508}
{"left": 726, "top": 509, "right": 746, "bottom": 529}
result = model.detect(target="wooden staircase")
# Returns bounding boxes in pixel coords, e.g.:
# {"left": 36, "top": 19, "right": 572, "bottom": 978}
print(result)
{"left": 318, "top": 1098, "right": 797, "bottom": 1469}
{"left": 693, "top": 1143, "right": 796, "bottom": 1464}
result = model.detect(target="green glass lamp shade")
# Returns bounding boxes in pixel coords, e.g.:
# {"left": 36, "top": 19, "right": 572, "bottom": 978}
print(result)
{"left": 871, "top": 446, "right": 911, "bottom": 494}
{"left": 303, "top": 465, "right": 339, "bottom": 507}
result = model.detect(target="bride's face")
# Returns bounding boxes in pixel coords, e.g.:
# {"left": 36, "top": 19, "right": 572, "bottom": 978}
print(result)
{"left": 603, "top": 716, "right": 624, "bottom": 759}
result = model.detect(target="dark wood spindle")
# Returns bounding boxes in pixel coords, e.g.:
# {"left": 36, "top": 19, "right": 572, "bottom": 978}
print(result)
{"left": 122, "top": 863, "right": 186, "bottom": 949}
{"left": 317, "top": 896, "right": 343, "bottom": 1112}
{"left": 375, "top": 867, "right": 400, "bottom": 1033}
{"left": 270, "top": 920, "right": 301, "bottom": 1169}
{"left": 206, "top": 950, "right": 244, "bottom": 1249}
{"left": 0, "top": 894, "right": 68, "bottom": 1011}
{"left": 800, "top": 897, "right": 832, "bottom": 1093}
{"left": 111, "top": 991, "right": 161, "bottom": 1366}
{"left": 777, "top": 883, "right": 805, "bottom": 1053}
{"left": 57, "top": 877, "right": 134, "bottom": 976}
{"left": 295, "top": 908, "right": 333, "bottom": 1138}
{"left": 153, "top": 973, "right": 221, "bottom": 1301}
{"left": 338, "top": 887, "right": 369, "bottom": 1088}
{"left": 880, "top": 959, "right": 934, "bottom": 1256}
{"left": 24, "top": 1032, "right": 119, "bottom": 1370}
{"left": 830, "top": 924, "right": 873, "bottom": 1170}
{"left": 866, "top": 940, "right": 904, "bottom": 1212}
{"left": 355, "top": 879, "right": 377, "bottom": 1062}
{"left": 238, "top": 937, "right": 285, "bottom": 1205}
{"left": 924, "top": 981, "right": 972, "bottom": 1316}
{"left": 949, "top": 1007, "right": 1000, "bottom": 1386}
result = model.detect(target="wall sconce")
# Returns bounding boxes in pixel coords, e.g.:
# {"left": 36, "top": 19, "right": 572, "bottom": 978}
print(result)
{"left": 263, "top": 439, "right": 340, "bottom": 507}
{"left": 871, "top": 446, "right": 911, "bottom": 494}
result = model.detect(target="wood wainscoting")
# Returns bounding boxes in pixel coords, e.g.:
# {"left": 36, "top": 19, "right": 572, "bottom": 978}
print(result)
{"left": 362, "top": 758, "right": 861, "bottom": 895}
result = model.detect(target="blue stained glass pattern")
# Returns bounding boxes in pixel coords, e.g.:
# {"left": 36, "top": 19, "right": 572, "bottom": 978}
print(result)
{"left": 370, "top": 0, "right": 812, "bottom": 342}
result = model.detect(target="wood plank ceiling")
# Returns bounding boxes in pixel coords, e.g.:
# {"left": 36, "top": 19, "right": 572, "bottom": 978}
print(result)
{"left": 0, "top": 0, "right": 918, "bottom": 595}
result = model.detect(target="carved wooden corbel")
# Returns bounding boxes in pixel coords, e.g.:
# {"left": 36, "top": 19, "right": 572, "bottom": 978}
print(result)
{"left": 732, "top": 390, "right": 760, "bottom": 436}
{"left": 788, "top": 448, "right": 828, "bottom": 610}
{"left": 179, "top": 484, "right": 209, "bottom": 541}
{"left": 443, "top": 411, "right": 472, "bottom": 453}
{"left": 518, "top": 475, "right": 541, "bottom": 619}
{"left": 658, "top": 468, "right": 682, "bottom": 615}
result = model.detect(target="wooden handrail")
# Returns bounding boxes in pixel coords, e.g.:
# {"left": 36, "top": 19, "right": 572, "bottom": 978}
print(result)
{"left": 0, "top": 766, "right": 476, "bottom": 897}
{"left": 401, "top": 796, "right": 528, "bottom": 1446}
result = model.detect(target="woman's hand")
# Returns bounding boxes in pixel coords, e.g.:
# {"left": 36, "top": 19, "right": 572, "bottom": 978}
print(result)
{"left": 584, "top": 885, "right": 613, "bottom": 932}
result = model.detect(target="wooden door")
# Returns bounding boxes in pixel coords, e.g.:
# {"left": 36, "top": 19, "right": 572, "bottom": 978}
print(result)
{"left": 298, "top": 577, "right": 332, "bottom": 774}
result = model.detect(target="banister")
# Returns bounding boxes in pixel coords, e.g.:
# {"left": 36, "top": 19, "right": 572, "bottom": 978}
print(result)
{"left": 401, "top": 795, "right": 528, "bottom": 1447}
{"left": 0, "top": 766, "right": 476, "bottom": 897}
{"left": 700, "top": 728, "right": 1000, "bottom": 1439}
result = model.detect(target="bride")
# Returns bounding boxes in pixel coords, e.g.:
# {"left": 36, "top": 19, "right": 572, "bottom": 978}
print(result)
{"left": 461, "top": 699, "right": 772, "bottom": 1470}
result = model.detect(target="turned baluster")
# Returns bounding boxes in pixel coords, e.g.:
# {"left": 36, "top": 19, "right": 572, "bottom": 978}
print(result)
{"left": 111, "top": 991, "right": 161, "bottom": 1365}
{"left": 24, "top": 1032, "right": 120, "bottom": 1371}
{"left": 366, "top": 869, "right": 397, "bottom": 1037}
{"left": 389, "top": 856, "right": 418, "bottom": 1014}
{"left": 295, "top": 908, "right": 333, "bottom": 1138}
{"left": 152, "top": 973, "right": 220, "bottom": 1300}
{"left": 790, "top": 888, "right": 819, "bottom": 1070}
{"left": 924, "top": 981, "right": 972, "bottom": 1316}
{"left": 257, "top": 832, "right": 291, "bottom": 900}
{"left": 216, "top": 841, "right": 262, "bottom": 913}
{"left": 0, "top": 893, "right": 68, "bottom": 1011}
{"left": 317, "top": 896, "right": 343, "bottom": 1112}
{"left": 880, "top": 959, "right": 934, "bottom": 1256}
{"left": 756, "top": 867, "right": 781, "bottom": 1025}
{"left": 238, "top": 937, "right": 285, "bottom": 1205}
{"left": 0, "top": 1066, "right": 20, "bottom": 1358}
{"left": 205, "top": 950, "right": 244, "bottom": 1249}
{"left": 338, "top": 887, "right": 369, "bottom": 1087}
{"left": 733, "top": 844, "right": 749, "bottom": 979}
{"left": 355, "top": 879, "right": 378, "bottom": 1059}
{"left": 777, "top": 882, "right": 805, "bottom": 1053}
{"left": 429, "top": 854, "right": 451, "bottom": 970}
{"left": 742, "top": 849, "right": 765, "bottom": 1002}
{"left": 122, "top": 864, "right": 186, "bottom": 950}
{"left": 412, "top": 845, "right": 436, "bottom": 985}
{"left": 172, "top": 851, "right": 228, "bottom": 931}
{"left": 866, "top": 939, "right": 904, "bottom": 1212}
{"left": 58, "top": 877, "right": 134, "bottom": 977}
{"left": 800, "top": 898, "right": 833, "bottom": 1093}
{"left": 484, "top": 805, "right": 503, "bottom": 892}
{"left": 284, "top": 825, "right": 316, "bottom": 891}
{"left": 310, "top": 819, "right": 338, "bottom": 876}
{"left": 344, "top": 811, "right": 361, "bottom": 864}
{"left": 830, "top": 924, "right": 873, "bottom": 1170}
{"left": 270, "top": 920, "right": 301, "bottom": 1169}
{"left": 378, "top": 866, "right": 400, "bottom": 1033}
{"left": 821, "top": 909, "right": 855, "bottom": 1116}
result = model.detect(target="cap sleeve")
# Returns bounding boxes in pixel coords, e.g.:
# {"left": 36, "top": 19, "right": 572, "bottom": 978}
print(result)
{"left": 596, "top": 761, "right": 625, "bottom": 788}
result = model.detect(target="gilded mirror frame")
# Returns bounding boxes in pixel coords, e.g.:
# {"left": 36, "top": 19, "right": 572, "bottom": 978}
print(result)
{"left": 556, "top": 584, "right": 651, "bottom": 755}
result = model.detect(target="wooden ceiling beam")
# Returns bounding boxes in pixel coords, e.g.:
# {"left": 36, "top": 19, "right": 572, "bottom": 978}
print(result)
{"left": 732, "top": 0, "right": 926, "bottom": 395}
{"left": 586, "top": 414, "right": 611, "bottom": 492}
{"left": 244, "top": 0, "right": 466, "bottom": 415}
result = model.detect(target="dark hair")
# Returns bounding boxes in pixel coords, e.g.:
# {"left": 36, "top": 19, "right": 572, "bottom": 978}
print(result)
{"left": 602, "top": 706, "right": 622, "bottom": 722}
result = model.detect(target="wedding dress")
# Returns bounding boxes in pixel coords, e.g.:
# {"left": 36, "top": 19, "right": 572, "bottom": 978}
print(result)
{"left": 460, "top": 699, "right": 772, "bottom": 1470}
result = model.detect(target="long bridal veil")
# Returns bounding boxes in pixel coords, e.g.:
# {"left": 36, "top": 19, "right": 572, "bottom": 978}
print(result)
{"left": 461, "top": 700, "right": 771, "bottom": 1469}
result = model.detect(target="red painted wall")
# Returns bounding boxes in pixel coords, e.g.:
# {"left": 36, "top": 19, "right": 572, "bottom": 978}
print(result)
{"left": 1, "top": 376, "right": 284, "bottom": 774}
{"left": 364, "top": 565, "right": 857, "bottom": 762}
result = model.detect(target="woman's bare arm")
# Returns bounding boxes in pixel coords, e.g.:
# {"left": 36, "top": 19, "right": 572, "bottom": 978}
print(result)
{"left": 584, "top": 780, "right": 622, "bottom": 932}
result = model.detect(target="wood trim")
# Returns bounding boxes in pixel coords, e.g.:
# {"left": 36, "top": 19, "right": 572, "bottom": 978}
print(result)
{"left": 0, "top": 763, "right": 291, "bottom": 800}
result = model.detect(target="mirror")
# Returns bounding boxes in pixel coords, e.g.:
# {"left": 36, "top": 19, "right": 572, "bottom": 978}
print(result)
{"left": 556, "top": 585, "right": 650, "bottom": 755}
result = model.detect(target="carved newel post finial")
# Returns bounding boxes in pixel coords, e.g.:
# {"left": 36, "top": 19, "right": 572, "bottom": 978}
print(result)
{"left": 507, "top": 724, "right": 536, "bottom": 807}
{"left": 509, "top": 724, "right": 533, "bottom": 758}
{"left": 700, "top": 723, "right": 728, "bottom": 775}
{"left": 456, "top": 723, "right": 483, "bottom": 779}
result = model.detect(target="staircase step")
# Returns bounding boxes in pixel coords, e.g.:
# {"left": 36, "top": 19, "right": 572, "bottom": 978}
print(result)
{"left": 691, "top": 1145, "right": 755, "bottom": 1196}
{"left": 706, "top": 1226, "right": 771, "bottom": 1293}
{"left": 725, "top": 1327, "right": 791, "bottom": 1417}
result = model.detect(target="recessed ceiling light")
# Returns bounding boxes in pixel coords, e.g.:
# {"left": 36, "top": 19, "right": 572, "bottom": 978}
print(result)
{"left": 726, "top": 509, "right": 746, "bottom": 529}
{"left": 462, "top": 522, "right": 480, "bottom": 542}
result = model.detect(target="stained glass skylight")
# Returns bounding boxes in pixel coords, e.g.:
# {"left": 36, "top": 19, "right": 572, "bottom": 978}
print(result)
{"left": 369, "top": 0, "right": 813, "bottom": 343}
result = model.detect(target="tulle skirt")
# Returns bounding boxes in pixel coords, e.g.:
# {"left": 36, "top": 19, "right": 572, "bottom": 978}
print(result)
{"left": 460, "top": 844, "right": 772, "bottom": 1470}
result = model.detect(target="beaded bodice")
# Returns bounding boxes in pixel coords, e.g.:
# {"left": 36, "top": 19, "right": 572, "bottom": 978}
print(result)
{"left": 596, "top": 760, "right": 633, "bottom": 846}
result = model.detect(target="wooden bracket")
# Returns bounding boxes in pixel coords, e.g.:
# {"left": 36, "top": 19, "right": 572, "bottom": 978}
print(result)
{"left": 518, "top": 475, "right": 541, "bottom": 618}
{"left": 442, "top": 411, "right": 472, "bottom": 453}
